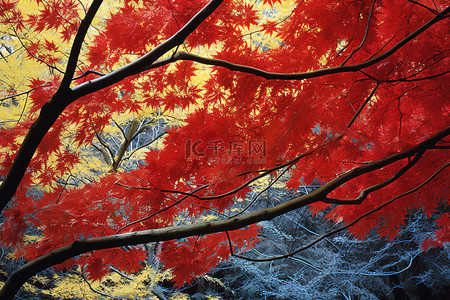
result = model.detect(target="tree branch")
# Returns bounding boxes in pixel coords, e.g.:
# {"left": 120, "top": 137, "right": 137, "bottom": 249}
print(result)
{"left": 0, "top": 88, "right": 35, "bottom": 103}
{"left": 347, "top": 82, "right": 379, "bottom": 128}
{"left": 94, "top": 131, "right": 116, "bottom": 166}
{"left": 59, "top": 0, "right": 104, "bottom": 89}
{"left": 79, "top": 271, "right": 122, "bottom": 299}
{"left": 230, "top": 164, "right": 294, "bottom": 218}
{"left": 406, "top": 0, "right": 439, "bottom": 14}
{"left": 122, "top": 131, "right": 166, "bottom": 162}
{"left": 340, "top": 0, "right": 377, "bottom": 66}
{"left": 0, "top": 127, "right": 447, "bottom": 299}
{"left": 115, "top": 185, "right": 209, "bottom": 234}
{"left": 0, "top": 0, "right": 225, "bottom": 213}
{"left": 323, "top": 148, "right": 425, "bottom": 205}
{"left": 231, "top": 160, "right": 450, "bottom": 262}
{"left": 146, "top": 6, "right": 449, "bottom": 80}
{"left": 69, "top": 0, "right": 224, "bottom": 99}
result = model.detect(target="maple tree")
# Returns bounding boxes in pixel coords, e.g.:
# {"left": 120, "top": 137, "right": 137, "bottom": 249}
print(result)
{"left": 0, "top": 0, "right": 449, "bottom": 298}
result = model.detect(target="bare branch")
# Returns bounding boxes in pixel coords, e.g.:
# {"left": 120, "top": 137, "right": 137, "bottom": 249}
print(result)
{"left": 323, "top": 148, "right": 425, "bottom": 205}
{"left": 72, "top": 70, "right": 105, "bottom": 81}
{"left": 230, "top": 165, "right": 294, "bottom": 218}
{"left": 0, "top": 88, "right": 35, "bottom": 103}
{"left": 92, "top": 143, "right": 114, "bottom": 166}
{"left": 94, "top": 131, "right": 116, "bottom": 166}
{"left": 113, "top": 120, "right": 127, "bottom": 140}
{"left": 79, "top": 271, "right": 122, "bottom": 299}
{"left": 122, "top": 131, "right": 166, "bottom": 162}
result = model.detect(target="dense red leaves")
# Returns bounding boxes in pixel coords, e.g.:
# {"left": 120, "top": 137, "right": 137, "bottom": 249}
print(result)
{"left": 0, "top": 0, "right": 24, "bottom": 29}
{"left": 159, "top": 225, "right": 260, "bottom": 287}
{"left": 0, "top": 0, "right": 449, "bottom": 287}
{"left": 422, "top": 213, "right": 450, "bottom": 251}
{"left": 26, "top": 0, "right": 81, "bottom": 41}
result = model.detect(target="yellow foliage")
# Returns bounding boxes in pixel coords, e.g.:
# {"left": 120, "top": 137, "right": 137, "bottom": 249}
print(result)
{"left": 43, "top": 266, "right": 173, "bottom": 299}
{"left": 40, "top": 266, "right": 230, "bottom": 299}
{"left": 22, "top": 281, "right": 39, "bottom": 294}
{"left": 198, "top": 215, "right": 220, "bottom": 222}
{"left": 170, "top": 293, "right": 190, "bottom": 300}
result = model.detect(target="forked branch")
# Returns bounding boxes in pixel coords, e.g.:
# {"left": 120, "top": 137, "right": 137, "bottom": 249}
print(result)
{"left": 146, "top": 5, "right": 449, "bottom": 81}
{"left": 230, "top": 160, "right": 450, "bottom": 262}
{"left": 0, "top": 126, "right": 447, "bottom": 300}
{"left": 0, "top": 0, "right": 225, "bottom": 213}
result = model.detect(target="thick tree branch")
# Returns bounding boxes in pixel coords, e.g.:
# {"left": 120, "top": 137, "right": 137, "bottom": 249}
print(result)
{"left": 70, "top": 0, "right": 224, "bottom": 99}
{"left": 59, "top": 0, "right": 104, "bottom": 89}
{"left": 147, "top": 6, "right": 449, "bottom": 80}
{"left": 323, "top": 148, "right": 425, "bottom": 205}
{"left": 231, "top": 160, "right": 450, "bottom": 262}
{"left": 0, "top": 127, "right": 447, "bottom": 299}
{"left": 92, "top": 142, "right": 114, "bottom": 166}
{"left": 0, "top": 0, "right": 224, "bottom": 213}
{"left": 0, "top": 90, "right": 69, "bottom": 212}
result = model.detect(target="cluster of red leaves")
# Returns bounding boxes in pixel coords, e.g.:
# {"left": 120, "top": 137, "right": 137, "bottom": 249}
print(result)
{"left": 26, "top": 0, "right": 82, "bottom": 41}
{"left": 0, "top": 0, "right": 448, "bottom": 287}
{"left": 158, "top": 225, "right": 260, "bottom": 288}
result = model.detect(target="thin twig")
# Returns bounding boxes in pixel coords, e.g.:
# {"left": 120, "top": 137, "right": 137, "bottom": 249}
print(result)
{"left": 406, "top": 0, "right": 439, "bottom": 14}
{"left": 230, "top": 165, "right": 294, "bottom": 218}
{"left": 324, "top": 149, "right": 425, "bottom": 204}
{"left": 94, "top": 131, "right": 115, "bottom": 165}
{"left": 115, "top": 185, "right": 209, "bottom": 234}
{"left": 79, "top": 271, "right": 122, "bottom": 299}
{"left": 347, "top": 82, "right": 379, "bottom": 128}
{"left": 341, "top": 0, "right": 377, "bottom": 66}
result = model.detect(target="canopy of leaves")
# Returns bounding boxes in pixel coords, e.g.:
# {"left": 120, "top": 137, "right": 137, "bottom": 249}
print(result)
{"left": 0, "top": 0, "right": 449, "bottom": 295}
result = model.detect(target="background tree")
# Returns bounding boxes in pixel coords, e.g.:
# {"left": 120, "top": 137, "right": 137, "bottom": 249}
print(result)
{"left": 208, "top": 187, "right": 449, "bottom": 299}
{"left": 0, "top": 0, "right": 449, "bottom": 298}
